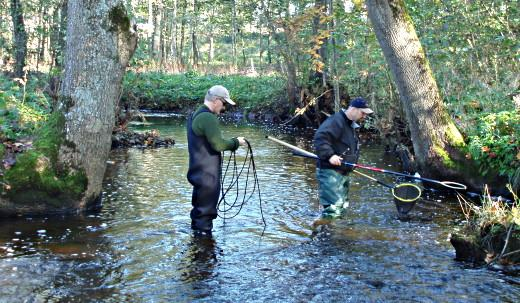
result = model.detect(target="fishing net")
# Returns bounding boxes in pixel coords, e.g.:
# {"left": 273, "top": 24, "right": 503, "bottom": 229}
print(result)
{"left": 392, "top": 183, "right": 422, "bottom": 216}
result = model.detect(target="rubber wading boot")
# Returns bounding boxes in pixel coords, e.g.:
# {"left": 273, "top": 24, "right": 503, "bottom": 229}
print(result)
{"left": 321, "top": 201, "right": 349, "bottom": 219}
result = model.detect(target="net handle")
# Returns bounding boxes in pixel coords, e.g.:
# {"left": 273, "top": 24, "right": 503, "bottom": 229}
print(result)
{"left": 266, "top": 136, "right": 467, "bottom": 191}
{"left": 352, "top": 170, "right": 392, "bottom": 189}
{"left": 349, "top": 162, "right": 467, "bottom": 190}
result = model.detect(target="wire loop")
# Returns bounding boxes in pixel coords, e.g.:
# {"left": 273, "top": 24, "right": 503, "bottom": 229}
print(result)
{"left": 217, "top": 140, "right": 266, "bottom": 227}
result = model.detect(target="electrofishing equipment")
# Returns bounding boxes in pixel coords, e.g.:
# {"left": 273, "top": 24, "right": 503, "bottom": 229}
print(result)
{"left": 265, "top": 136, "right": 436, "bottom": 216}
{"left": 218, "top": 139, "right": 266, "bottom": 226}
{"left": 288, "top": 148, "right": 422, "bottom": 216}
{"left": 266, "top": 136, "right": 467, "bottom": 191}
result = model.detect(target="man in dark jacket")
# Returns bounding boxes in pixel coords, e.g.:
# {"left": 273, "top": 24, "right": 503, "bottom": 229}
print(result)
{"left": 313, "top": 97, "right": 373, "bottom": 218}
{"left": 187, "top": 85, "right": 246, "bottom": 237}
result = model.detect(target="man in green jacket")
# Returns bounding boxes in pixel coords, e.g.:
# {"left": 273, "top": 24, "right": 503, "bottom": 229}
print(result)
{"left": 187, "top": 85, "right": 246, "bottom": 237}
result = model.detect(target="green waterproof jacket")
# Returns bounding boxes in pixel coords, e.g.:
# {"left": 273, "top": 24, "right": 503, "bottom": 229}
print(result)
{"left": 190, "top": 105, "right": 239, "bottom": 152}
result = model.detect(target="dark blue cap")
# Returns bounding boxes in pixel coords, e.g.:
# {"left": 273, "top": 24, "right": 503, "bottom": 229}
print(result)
{"left": 350, "top": 97, "right": 373, "bottom": 113}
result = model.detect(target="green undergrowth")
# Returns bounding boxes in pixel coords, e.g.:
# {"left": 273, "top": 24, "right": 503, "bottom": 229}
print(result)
{"left": 2, "top": 112, "right": 87, "bottom": 206}
{"left": 465, "top": 110, "right": 520, "bottom": 181}
{"left": 0, "top": 73, "right": 50, "bottom": 141}
{"left": 121, "top": 71, "right": 287, "bottom": 111}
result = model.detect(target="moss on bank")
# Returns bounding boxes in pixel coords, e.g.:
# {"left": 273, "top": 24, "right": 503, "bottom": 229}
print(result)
{"left": 2, "top": 112, "right": 88, "bottom": 208}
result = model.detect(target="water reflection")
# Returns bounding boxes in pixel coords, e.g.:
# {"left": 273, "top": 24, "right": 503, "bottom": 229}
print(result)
{"left": 0, "top": 213, "right": 129, "bottom": 301}
{"left": 181, "top": 235, "right": 219, "bottom": 283}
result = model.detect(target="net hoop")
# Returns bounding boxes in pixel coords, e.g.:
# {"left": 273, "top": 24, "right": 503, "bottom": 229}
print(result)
{"left": 391, "top": 183, "right": 422, "bottom": 202}
{"left": 439, "top": 181, "right": 467, "bottom": 190}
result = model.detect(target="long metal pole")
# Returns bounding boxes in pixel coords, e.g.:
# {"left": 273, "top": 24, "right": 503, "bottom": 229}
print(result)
{"left": 266, "top": 136, "right": 466, "bottom": 190}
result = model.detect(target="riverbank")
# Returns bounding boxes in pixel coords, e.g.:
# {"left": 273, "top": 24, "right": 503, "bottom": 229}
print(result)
{"left": 450, "top": 187, "right": 520, "bottom": 270}
{"left": 2, "top": 71, "right": 517, "bottom": 190}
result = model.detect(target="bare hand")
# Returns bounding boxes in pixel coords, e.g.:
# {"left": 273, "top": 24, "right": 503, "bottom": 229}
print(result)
{"left": 329, "top": 155, "right": 343, "bottom": 166}
{"left": 237, "top": 137, "right": 246, "bottom": 146}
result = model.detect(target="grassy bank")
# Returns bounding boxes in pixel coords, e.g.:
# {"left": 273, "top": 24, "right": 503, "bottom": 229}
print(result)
{"left": 121, "top": 71, "right": 287, "bottom": 112}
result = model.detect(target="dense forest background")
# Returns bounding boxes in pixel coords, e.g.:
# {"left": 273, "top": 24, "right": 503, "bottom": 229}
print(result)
{"left": 2, "top": 1, "right": 517, "bottom": 104}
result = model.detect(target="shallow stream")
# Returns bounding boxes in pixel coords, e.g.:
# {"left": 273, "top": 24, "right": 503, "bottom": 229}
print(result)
{"left": 0, "top": 116, "right": 518, "bottom": 302}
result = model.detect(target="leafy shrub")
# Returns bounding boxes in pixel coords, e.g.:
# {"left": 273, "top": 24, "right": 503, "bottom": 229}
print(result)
{"left": 467, "top": 110, "right": 519, "bottom": 178}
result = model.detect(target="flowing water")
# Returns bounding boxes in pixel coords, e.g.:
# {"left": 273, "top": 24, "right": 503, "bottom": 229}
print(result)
{"left": 0, "top": 116, "right": 518, "bottom": 302}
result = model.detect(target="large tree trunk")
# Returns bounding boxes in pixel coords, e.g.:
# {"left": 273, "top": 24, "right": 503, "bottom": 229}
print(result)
{"left": 9, "top": 0, "right": 28, "bottom": 78}
{"left": 284, "top": 54, "right": 298, "bottom": 105}
{"left": 327, "top": 0, "right": 340, "bottom": 112}
{"left": 179, "top": 0, "right": 186, "bottom": 67}
{"left": 311, "top": 0, "right": 327, "bottom": 86}
{"left": 58, "top": 0, "right": 137, "bottom": 208}
{"left": 231, "top": 0, "right": 238, "bottom": 70}
{"left": 366, "top": 0, "right": 468, "bottom": 180}
{"left": 260, "top": 0, "right": 298, "bottom": 105}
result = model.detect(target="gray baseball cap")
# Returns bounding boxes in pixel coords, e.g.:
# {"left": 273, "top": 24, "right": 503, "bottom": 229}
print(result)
{"left": 206, "top": 85, "right": 236, "bottom": 105}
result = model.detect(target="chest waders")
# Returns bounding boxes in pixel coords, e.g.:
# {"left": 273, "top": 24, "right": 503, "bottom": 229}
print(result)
{"left": 314, "top": 112, "right": 359, "bottom": 215}
{"left": 187, "top": 108, "right": 222, "bottom": 232}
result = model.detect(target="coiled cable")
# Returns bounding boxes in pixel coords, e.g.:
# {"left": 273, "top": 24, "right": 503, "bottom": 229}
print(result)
{"left": 217, "top": 139, "right": 266, "bottom": 227}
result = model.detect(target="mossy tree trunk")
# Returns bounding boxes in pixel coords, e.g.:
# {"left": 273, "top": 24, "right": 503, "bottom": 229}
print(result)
{"left": 57, "top": 0, "right": 137, "bottom": 209}
{"left": 366, "top": 0, "right": 470, "bottom": 181}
